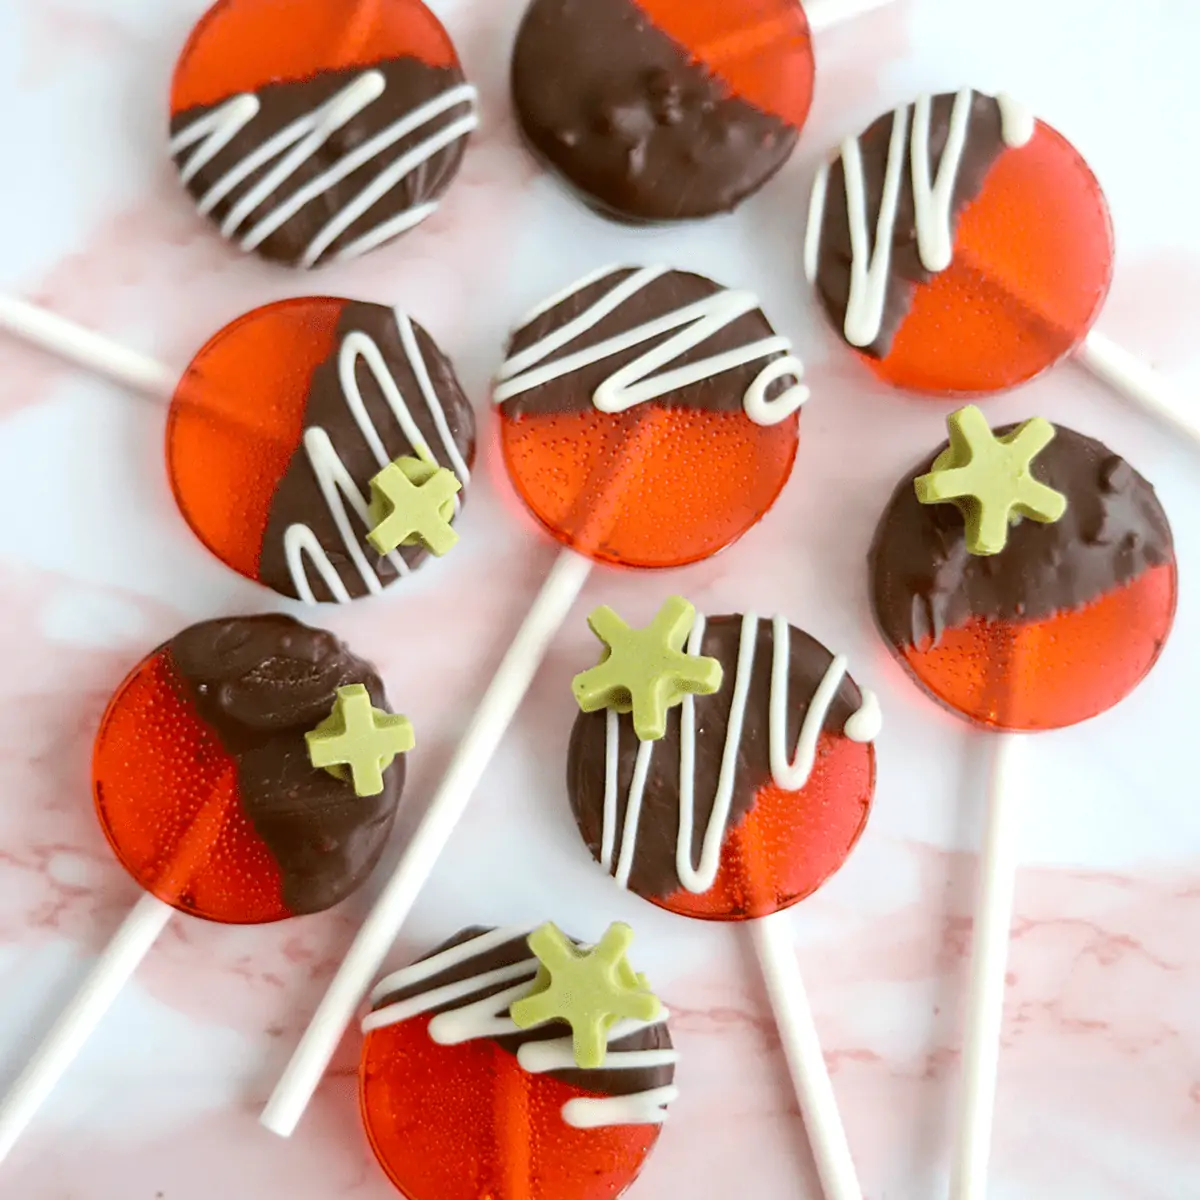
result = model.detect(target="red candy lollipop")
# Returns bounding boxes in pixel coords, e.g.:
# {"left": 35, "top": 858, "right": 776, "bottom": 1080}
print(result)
{"left": 0, "top": 615, "right": 412, "bottom": 1162}
{"left": 168, "top": 297, "right": 475, "bottom": 604}
{"left": 360, "top": 923, "right": 677, "bottom": 1199}
{"left": 495, "top": 265, "right": 808, "bottom": 568}
{"left": 806, "top": 89, "right": 1114, "bottom": 395}
{"left": 169, "top": 0, "right": 477, "bottom": 267}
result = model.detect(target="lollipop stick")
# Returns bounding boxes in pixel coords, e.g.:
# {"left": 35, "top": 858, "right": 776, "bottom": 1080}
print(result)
{"left": 950, "top": 732, "right": 1025, "bottom": 1200}
{"left": 0, "top": 892, "right": 174, "bottom": 1163}
{"left": 750, "top": 911, "right": 862, "bottom": 1200}
{"left": 261, "top": 546, "right": 594, "bottom": 1136}
{"left": 804, "top": 0, "right": 896, "bottom": 36}
{"left": 0, "top": 294, "right": 177, "bottom": 400}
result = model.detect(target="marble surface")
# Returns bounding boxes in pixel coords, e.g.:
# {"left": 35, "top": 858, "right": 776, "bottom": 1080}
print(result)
{"left": 0, "top": 0, "right": 1198, "bottom": 1196}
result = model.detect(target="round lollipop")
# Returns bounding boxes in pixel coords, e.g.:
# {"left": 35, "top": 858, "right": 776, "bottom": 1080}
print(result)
{"left": 262, "top": 264, "right": 809, "bottom": 1137}
{"left": 169, "top": 296, "right": 475, "bottom": 604}
{"left": 168, "top": 0, "right": 478, "bottom": 268}
{"left": 567, "top": 595, "right": 880, "bottom": 1199}
{"left": 804, "top": 88, "right": 1200, "bottom": 443}
{"left": 0, "top": 614, "right": 413, "bottom": 1160}
{"left": 867, "top": 406, "right": 1176, "bottom": 1198}
{"left": 361, "top": 922, "right": 677, "bottom": 1199}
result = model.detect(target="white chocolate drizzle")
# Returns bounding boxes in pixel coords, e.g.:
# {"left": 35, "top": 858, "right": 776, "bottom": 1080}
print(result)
{"left": 364, "top": 927, "right": 679, "bottom": 1130}
{"left": 284, "top": 308, "right": 469, "bottom": 605}
{"left": 602, "top": 614, "right": 880, "bottom": 894}
{"left": 494, "top": 265, "right": 810, "bottom": 425}
{"left": 804, "top": 89, "right": 1036, "bottom": 347}
{"left": 170, "top": 71, "right": 478, "bottom": 268}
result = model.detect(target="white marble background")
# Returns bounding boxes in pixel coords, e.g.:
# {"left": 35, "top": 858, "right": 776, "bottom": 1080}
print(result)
{"left": 0, "top": 0, "right": 1197, "bottom": 1196}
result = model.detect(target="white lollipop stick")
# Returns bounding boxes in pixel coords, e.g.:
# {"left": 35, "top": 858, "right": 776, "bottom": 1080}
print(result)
{"left": 805, "top": 0, "right": 896, "bottom": 36}
{"left": 0, "top": 893, "right": 174, "bottom": 1163}
{"left": 751, "top": 910, "right": 862, "bottom": 1200}
{"left": 261, "top": 547, "right": 593, "bottom": 1136}
{"left": 950, "top": 733, "right": 1025, "bottom": 1200}
{"left": 0, "top": 295, "right": 177, "bottom": 400}
{"left": 1076, "top": 331, "right": 1200, "bottom": 448}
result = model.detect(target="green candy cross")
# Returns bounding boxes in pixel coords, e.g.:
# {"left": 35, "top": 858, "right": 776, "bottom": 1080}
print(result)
{"left": 914, "top": 405, "right": 1068, "bottom": 556}
{"left": 510, "top": 922, "right": 662, "bottom": 1070}
{"left": 305, "top": 684, "right": 415, "bottom": 797}
{"left": 367, "top": 456, "right": 461, "bottom": 557}
{"left": 571, "top": 596, "right": 723, "bottom": 742}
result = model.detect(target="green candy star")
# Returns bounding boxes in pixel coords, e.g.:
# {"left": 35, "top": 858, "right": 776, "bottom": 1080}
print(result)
{"left": 510, "top": 922, "right": 662, "bottom": 1070}
{"left": 367, "top": 456, "right": 461, "bottom": 557}
{"left": 571, "top": 596, "right": 723, "bottom": 742}
{"left": 914, "top": 405, "right": 1068, "bottom": 556}
{"left": 305, "top": 684, "right": 415, "bottom": 797}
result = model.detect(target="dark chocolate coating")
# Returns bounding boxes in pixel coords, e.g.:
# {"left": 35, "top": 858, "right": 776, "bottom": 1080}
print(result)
{"left": 168, "top": 614, "right": 404, "bottom": 916}
{"left": 813, "top": 92, "right": 1009, "bottom": 358}
{"left": 501, "top": 267, "right": 799, "bottom": 418}
{"left": 567, "top": 616, "right": 867, "bottom": 902}
{"left": 374, "top": 927, "right": 676, "bottom": 1098}
{"left": 258, "top": 301, "right": 476, "bottom": 604}
{"left": 511, "top": 0, "right": 798, "bottom": 223}
{"left": 870, "top": 424, "right": 1175, "bottom": 651}
{"left": 170, "top": 57, "right": 471, "bottom": 268}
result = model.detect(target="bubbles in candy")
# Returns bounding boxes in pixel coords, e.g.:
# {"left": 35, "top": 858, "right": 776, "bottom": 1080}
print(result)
{"left": 360, "top": 925, "right": 678, "bottom": 1199}
{"left": 167, "top": 297, "right": 475, "bottom": 604}
{"left": 806, "top": 89, "right": 1115, "bottom": 396}
{"left": 493, "top": 266, "right": 809, "bottom": 569}
{"left": 567, "top": 604, "right": 880, "bottom": 920}
{"left": 92, "top": 615, "right": 407, "bottom": 923}
{"left": 511, "top": 0, "right": 815, "bottom": 222}
{"left": 168, "top": 0, "right": 477, "bottom": 268}
{"left": 870, "top": 409, "right": 1177, "bottom": 731}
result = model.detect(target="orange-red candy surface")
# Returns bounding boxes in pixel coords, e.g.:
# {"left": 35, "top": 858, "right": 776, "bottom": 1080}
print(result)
{"left": 495, "top": 267, "right": 807, "bottom": 569}
{"left": 806, "top": 89, "right": 1114, "bottom": 396}
{"left": 169, "top": 0, "right": 476, "bottom": 266}
{"left": 568, "top": 614, "right": 880, "bottom": 920}
{"left": 167, "top": 297, "right": 475, "bottom": 604}
{"left": 361, "top": 927, "right": 677, "bottom": 1198}
{"left": 93, "top": 615, "right": 404, "bottom": 922}
{"left": 870, "top": 423, "right": 1177, "bottom": 731}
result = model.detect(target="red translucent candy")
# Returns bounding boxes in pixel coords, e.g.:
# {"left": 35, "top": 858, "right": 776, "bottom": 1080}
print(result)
{"left": 654, "top": 732, "right": 875, "bottom": 921}
{"left": 361, "top": 1015, "right": 660, "bottom": 1199}
{"left": 166, "top": 297, "right": 344, "bottom": 589}
{"left": 499, "top": 404, "right": 798, "bottom": 569}
{"left": 867, "top": 121, "right": 1114, "bottom": 396}
{"left": 632, "top": 0, "right": 814, "bottom": 128}
{"left": 171, "top": 0, "right": 458, "bottom": 115}
{"left": 897, "top": 566, "right": 1178, "bottom": 731}
{"left": 92, "top": 646, "right": 289, "bottom": 924}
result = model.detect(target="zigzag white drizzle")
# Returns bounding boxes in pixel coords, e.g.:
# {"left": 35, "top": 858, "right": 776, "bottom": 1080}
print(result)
{"left": 494, "top": 265, "right": 810, "bottom": 425}
{"left": 364, "top": 926, "right": 679, "bottom": 1130}
{"left": 603, "top": 614, "right": 882, "bottom": 894}
{"left": 804, "top": 89, "right": 1035, "bottom": 348}
{"left": 283, "top": 308, "right": 469, "bottom": 605}
{"left": 170, "top": 71, "right": 478, "bottom": 268}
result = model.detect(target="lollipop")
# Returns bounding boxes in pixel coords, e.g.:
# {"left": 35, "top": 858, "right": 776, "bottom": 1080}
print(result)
{"left": 804, "top": 88, "right": 1200, "bottom": 442}
{"left": 868, "top": 407, "right": 1176, "bottom": 1197}
{"left": 568, "top": 596, "right": 880, "bottom": 1198}
{"left": 0, "top": 615, "right": 413, "bottom": 1159}
{"left": 262, "top": 263, "right": 808, "bottom": 1136}
{"left": 168, "top": 0, "right": 478, "bottom": 268}
{"left": 360, "top": 922, "right": 677, "bottom": 1199}
{"left": 170, "top": 297, "right": 475, "bottom": 603}
{"left": 510, "top": 0, "right": 898, "bottom": 224}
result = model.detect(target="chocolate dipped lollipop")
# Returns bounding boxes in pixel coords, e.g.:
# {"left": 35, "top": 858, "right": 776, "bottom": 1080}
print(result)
{"left": 263, "top": 264, "right": 809, "bottom": 1136}
{"left": 168, "top": 0, "right": 477, "bottom": 268}
{"left": 804, "top": 88, "right": 1200, "bottom": 444}
{"left": 0, "top": 615, "right": 414, "bottom": 1161}
{"left": 361, "top": 922, "right": 677, "bottom": 1199}
{"left": 868, "top": 407, "right": 1176, "bottom": 1197}
{"left": 568, "top": 596, "right": 880, "bottom": 1200}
